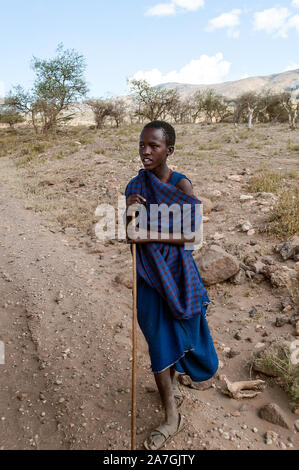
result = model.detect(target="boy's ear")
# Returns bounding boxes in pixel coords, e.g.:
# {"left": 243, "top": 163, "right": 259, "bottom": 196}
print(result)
{"left": 167, "top": 146, "right": 174, "bottom": 156}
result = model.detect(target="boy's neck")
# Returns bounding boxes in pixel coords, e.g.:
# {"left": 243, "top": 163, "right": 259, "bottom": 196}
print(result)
{"left": 150, "top": 164, "right": 170, "bottom": 182}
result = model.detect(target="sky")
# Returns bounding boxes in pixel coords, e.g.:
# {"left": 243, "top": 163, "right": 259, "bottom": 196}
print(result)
{"left": 1, "top": 0, "right": 299, "bottom": 100}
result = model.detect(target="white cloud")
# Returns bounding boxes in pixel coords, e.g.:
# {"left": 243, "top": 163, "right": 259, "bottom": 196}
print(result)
{"left": 145, "top": 3, "right": 176, "bottom": 16}
{"left": 284, "top": 62, "right": 299, "bottom": 71}
{"left": 253, "top": 7, "right": 290, "bottom": 37}
{"left": 130, "top": 53, "right": 231, "bottom": 86}
{"left": 206, "top": 9, "right": 241, "bottom": 31}
{"left": 288, "top": 14, "right": 299, "bottom": 31}
{"left": 253, "top": 7, "right": 299, "bottom": 37}
{"left": 292, "top": 0, "right": 299, "bottom": 8}
{"left": 145, "top": 0, "right": 204, "bottom": 16}
{"left": 173, "top": 0, "right": 204, "bottom": 11}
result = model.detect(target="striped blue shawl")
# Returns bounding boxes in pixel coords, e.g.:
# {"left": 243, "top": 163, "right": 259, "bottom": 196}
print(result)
{"left": 125, "top": 169, "right": 210, "bottom": 321}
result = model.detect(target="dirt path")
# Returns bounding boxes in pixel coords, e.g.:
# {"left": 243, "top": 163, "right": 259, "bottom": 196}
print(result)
{"left": 0, "top": 153, "right": 298, "bottom": 450}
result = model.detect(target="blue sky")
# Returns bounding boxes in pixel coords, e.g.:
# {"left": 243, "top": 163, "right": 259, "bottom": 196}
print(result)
{"left": 1, "top": 0, "right": 299, "bottom": 99}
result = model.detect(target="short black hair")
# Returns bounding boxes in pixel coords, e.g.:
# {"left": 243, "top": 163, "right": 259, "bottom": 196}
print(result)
{"left": 142, "top": 120, "right": 176, "bottom": 147}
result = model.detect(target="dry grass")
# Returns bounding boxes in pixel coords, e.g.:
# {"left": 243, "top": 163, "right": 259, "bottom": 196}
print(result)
{"left": 247, "top": 170, "right": 285, "bottom": 194}
{"left": 287, "top": 141, "right": 299, "bottom": 152}
{"left": 248, "top": 343, "right": 299, "bottom": 405}
{"left": 266, "top": 186, "right": 299, "bottom": 238}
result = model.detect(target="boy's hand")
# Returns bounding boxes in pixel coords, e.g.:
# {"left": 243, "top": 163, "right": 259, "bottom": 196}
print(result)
{"left": 126, "top": 194, "right": 146, "bottom": 208}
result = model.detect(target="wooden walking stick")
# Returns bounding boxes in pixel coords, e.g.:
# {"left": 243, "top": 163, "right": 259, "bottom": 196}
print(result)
{"left": 131, "top": 213, "right": 137, "bottom": 450}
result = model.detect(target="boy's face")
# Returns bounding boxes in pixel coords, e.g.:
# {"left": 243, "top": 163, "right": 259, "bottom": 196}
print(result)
{"left": 139, "top": 128, "right": 173, "bottom": 170}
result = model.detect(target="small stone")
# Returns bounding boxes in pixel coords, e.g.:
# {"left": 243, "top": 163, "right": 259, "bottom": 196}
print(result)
{"left": 241, "top": 221, "right": 253, "bottom": 232}
{"left": 275, "top": 316, "right": 289, "bottom": 327}
{"left": 255, "top": 342, "right": 265, "bottom": 349}
{"left": 249, "top": 307, "right": 257, "bottom": 317}
{"left": 294, "top": 420, "right": 299, "bottom": 432}
{"left": 258, "top": 403, "right": 290, "bottom": 429}
{"left": 247, "top": 229, "right": 255, "bottom": 236}
{"left": 252, "top": 427, "right": 258, "bottom": 433}
{"left": 16, "top": 392, "right": 27, "bottom": 401}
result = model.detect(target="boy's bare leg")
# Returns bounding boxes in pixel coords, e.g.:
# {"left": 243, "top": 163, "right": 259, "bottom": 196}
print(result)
{"left": 154, "top": 367, "right": 179, "bottom": 426}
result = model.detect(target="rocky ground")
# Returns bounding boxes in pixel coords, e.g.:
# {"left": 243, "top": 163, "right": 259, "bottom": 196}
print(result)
{"left": 0, "top": 122, "right": 298, "bottom": 450}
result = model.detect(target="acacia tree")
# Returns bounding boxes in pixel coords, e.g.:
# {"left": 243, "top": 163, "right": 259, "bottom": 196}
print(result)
{"left": 0, "top": 98, "right": 24, "bottom": 128}
{"left": 190, "top": 90, "right": 204, "bottom": 123}
{"left": 86, "top": 98, "right": 114, "bottom": 129}
{"left": 32, "top": 44, "right": 88, "bottom": 134}
{"left": 109, "top": 97, "right": 127, "bottom": 127}
{"left": 128, "top": 79, "right": 178, "bottom": 121}
{"left": 201, "top": 89, "right": 230, "bottom": 123}
{"left": 278, "top": 91, "right": 298, "bottom": 129}
{"left": 8, "top": 44, "right": 88, "bottom": 135}
{"left": 168, "top": 95, "right": 193, "bottom": 123}
{"left": 6, "top": 86, "right": 40, "bottom": 133}
{"left": 234, "top": 92, "right": 270, "bottom": 128}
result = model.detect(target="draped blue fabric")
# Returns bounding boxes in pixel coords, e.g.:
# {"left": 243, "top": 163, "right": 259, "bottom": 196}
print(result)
{"left": 125, "top": 169, "right": 208, "bottom": 321}
{"left": 125, "top": 170, "right": 219, "bottom": 380}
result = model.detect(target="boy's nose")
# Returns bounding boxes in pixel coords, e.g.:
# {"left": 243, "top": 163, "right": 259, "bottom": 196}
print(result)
{"left": 142, "top": 146, "right": 151, "bottom": 156}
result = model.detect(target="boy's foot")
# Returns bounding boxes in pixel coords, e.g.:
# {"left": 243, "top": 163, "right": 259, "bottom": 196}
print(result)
{"left": 143, "top": 413, "right": 185, "bottom": 451}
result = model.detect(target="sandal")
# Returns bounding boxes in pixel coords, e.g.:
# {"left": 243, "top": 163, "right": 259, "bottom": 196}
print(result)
{"left": 143, "top": 413, "right": 185, "bottom": 451}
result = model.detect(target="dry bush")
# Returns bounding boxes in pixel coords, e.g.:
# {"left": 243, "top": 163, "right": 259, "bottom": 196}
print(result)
{"left": 266, "top": 186, "right": 299, "bottom": 238}
{"left": 247, "top": 170, "right": 285, "bottom": 194}
{"left": 248, "top": 343, "right": 299, "bottom": 404}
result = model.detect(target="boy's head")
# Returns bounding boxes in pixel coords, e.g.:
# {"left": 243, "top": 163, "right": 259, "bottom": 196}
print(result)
{"left": 142, "top": 120, "right": 176, "bottom": 147}
{"left": 139, "top": 120, "right": 176, "bottom": 170}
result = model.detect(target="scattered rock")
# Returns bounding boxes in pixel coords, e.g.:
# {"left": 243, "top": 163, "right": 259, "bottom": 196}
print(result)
{"left": 114, "top": 273, "right": 132, "bottom": 290}
{"left": 275, "top": 236, "right": 299, "bottom": 261}
{"left": 231, "top": 268, "right": 247, "bottom": 285}
{"left": 294, "top": 420, "right": 299, "bottom": 432}
{"left": 199, "top": 196, "right": 214, "bottom": 215}
{"left": 240, "top": 195, "right": 254, "bottom": 201}
{"left": 252, "top": 261, "right": 266, "bottom": 274}
{"left": 228, "top": 174, "right": 242, "bottom": 182}
{"left": 249, "top": 307, "right": 258, "bottom": 318}
{"left": 258, "top": 403, "right": 290, "bottom": 429}
{"left": 195, "top": 245, "right": 239, "bottom": 286}
{"left": 240, "top": 221, "right": 253, "bottom": 232}
{"left": 247, "top": 229, "right": 255, "bottom": 236}
{"left": 264, "top": 430, "right": 279, "bottom": 445}
{"left": 212, "top": 232, "right": 225, "bottom": 241}
{"left": 275, "top": 316, "right": 290, "bottom": 327}
{"left": 226, "top": 349, "right": 240, "bottom": 358}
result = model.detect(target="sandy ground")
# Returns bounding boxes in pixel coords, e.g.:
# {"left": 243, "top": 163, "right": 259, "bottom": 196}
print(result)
{"left": 0, "top": 123, "right": 298, "bottom": 450}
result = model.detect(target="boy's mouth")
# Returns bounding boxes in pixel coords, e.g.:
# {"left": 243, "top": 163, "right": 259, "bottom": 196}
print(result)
{"left": 142, "top": 158, "right": 152, "bottom": 165}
